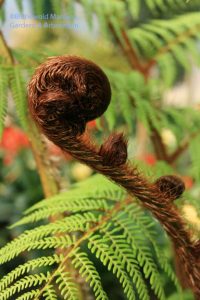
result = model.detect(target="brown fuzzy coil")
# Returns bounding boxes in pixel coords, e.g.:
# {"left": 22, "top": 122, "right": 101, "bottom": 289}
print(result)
{"left": 99, "top": 133, "right": 128, "bottom": 166}
{"left": 28, "top": 55, "right": 111, "bottom": 137}
{"left": 155, "top": 175, "right": 185, "bottom": 201}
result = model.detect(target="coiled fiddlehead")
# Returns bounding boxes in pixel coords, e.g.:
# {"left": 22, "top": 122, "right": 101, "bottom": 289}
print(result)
{"left": 28, "top": 55, "right": 200, "bottom": 298}
{"left": 28, "top": 56, "right": 111, "bottom": 137}
{"left": 155, "top": 175, "right": 185, "bottom": 202}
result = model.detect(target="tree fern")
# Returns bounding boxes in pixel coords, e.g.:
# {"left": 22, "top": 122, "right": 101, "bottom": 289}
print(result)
{"left": 0, "top": 1, "right": 199, "bottom": 299}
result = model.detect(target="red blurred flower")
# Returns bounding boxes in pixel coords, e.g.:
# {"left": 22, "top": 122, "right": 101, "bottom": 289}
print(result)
{"left": 142, "top": 153, "right": 157, "bottom": 166}
{"left": 0, "top": 126, "right": 30, "bottom": 165}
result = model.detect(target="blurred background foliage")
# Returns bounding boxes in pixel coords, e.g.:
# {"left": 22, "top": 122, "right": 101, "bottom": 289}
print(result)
{"left": 0, "top": 0, "right": 200, "bottom": 299}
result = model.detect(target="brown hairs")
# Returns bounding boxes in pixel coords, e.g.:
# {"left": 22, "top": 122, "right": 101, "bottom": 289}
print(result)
{"left": 28, "top": 55, "right": 111, "bottom": 137}
{"left": 155, "top": 175, "right": 185, "bottom": 201}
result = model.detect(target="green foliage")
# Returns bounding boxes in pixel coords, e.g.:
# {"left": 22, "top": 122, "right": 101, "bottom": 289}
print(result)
{"left": 78, "top": 2, "right": 200, "bottom": 88}
{"left": 56, "top": 268, "right": 79, "bottom": 300}
{"left": 71, "top": 249, "right": 108, "bottom": 299}
{"left": 189, "top": 136, "right": 200, "bottom": 181}
{"left": 9, "top": 66, "right": 29, "bottom": 130}
{"left": 0, "top": 66, "right": 8, "bottom": 138}
{"left": 0, "top": 175, "right": 181, "bottom": 300}
{"left": 0, "top": 0, "right": 200, "bottom": 299}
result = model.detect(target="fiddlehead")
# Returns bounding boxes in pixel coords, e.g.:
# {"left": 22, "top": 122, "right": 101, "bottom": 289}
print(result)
{"left": 28, "top": 55, "right": 200, "bottom": 298}
{"left": 28, "top": 55, "right": 111, "bottom": 138}
{"left": 155, "top": 175, "right": 185, "bottom": 202}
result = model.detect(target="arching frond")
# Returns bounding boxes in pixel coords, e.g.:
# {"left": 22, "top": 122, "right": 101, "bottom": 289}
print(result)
{"left": 0, "top": 175, "right": 179, "bottom": 300}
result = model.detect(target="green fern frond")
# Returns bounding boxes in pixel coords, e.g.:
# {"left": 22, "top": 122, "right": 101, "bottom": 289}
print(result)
{"left": 99, "top": 223, "right": 150, "bottom": 300}
{"left": 126, "top": 0, "right": 140, "bottom": 19}
{"left": 12, "top": 200, "right": 106, "bottom": 226}
{"left": 71, "top": 248, "right": 109, "bottom": 300}
{"left": 88, "top": 234, "right": 136, "bottom": 300}
{"left": 15, "top": 289, "right": 40, "bottom": 300}
{"left": 111, "top": 71, "right": 135, "bottom": 131}
{"left": 157, "top": 54, "right": 177, "bottom": 87}
{"left": 56, "top": 268, "right": 79, "bottom": 300}
{"left": 27, "top": 235, "right": 75, "bottom": 251}
{"left": 0, "top": 254, "right": 61, "bottom": 292}
{"left": 128, "top": 12, "right": 200, "bottom": 65}
{"left": 145, "top": 0, "right": 200, "bottom": 15}
{"left": 9, "top": 65, "right": 28, "bottom": 130}
{"left": 0, "top": 175, "right": 181, "bottom": 299}
{"left": 1, "top": 272, "right": 50, "bottom": 300}
{"left": 112, "top": 214, "right": 166, "bottom": 300}
{"left": 0, "top": 212, "right": 100, "bottom": 264}
{"left": 125, "top": 204, "right": 181, "bottom": 292}
{"left": 24, "top": 174, "right": 125, "bottom": 214}
{"left": 43, "top": 285, "right": 57, "bottom": 300}
{"left": 0, "top": 66, "right": 8, "bottom": 138}
{"left": 0, "top": 231, "right": 74, "bottom": 264}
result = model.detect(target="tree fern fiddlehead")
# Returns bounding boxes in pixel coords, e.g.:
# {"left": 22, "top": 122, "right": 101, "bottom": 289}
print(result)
{"left": 28, "top": 55, "right": 200, "bottom": 299}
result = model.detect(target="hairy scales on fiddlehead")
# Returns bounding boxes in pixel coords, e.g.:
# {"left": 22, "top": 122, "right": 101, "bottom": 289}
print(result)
{"left": 99, "top": 133, "right": 128, "bottom": 166}
{"left": 28, "top": 55, "right": 111, "bottom": 137}
{"left": 155, "top": 175, "right": 185, "bottom": 201}
{"left": 28, "top": 55, "right": 200, "bottom": 298}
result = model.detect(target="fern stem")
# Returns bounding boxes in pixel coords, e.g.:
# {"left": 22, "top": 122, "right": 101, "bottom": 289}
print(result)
{"left": 150, "top": 125, "right": 169, "bottom": 162}
{"left": 108, "top": 22, "right": 154, "bottom": 78}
